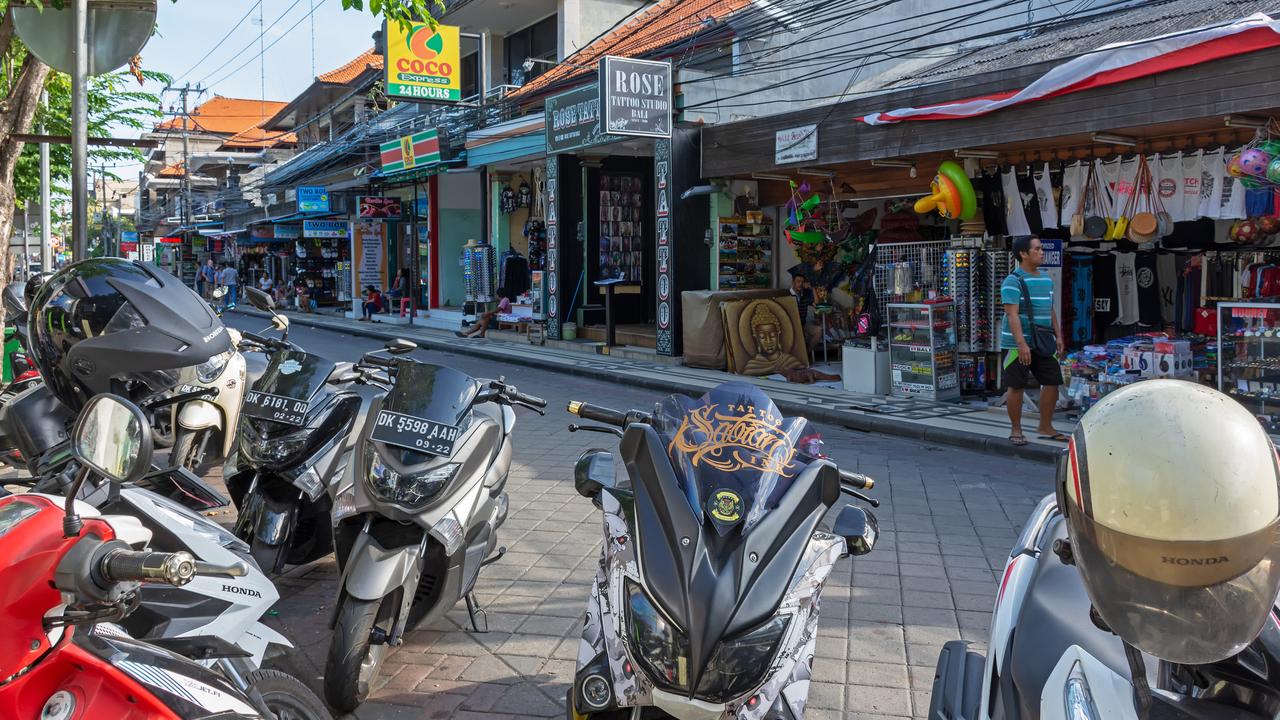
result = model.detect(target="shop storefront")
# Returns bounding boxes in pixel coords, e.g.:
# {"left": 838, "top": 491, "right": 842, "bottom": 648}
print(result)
{"left": 697, "top": 25, "right": 1280, "bottom": 435}
{"left": 541, "top": 63, "right": 705, "bottom": 355}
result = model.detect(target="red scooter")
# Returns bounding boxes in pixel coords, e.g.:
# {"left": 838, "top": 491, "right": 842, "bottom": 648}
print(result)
{"left": 0, "top": 394, "right": 319, "bottom": 719}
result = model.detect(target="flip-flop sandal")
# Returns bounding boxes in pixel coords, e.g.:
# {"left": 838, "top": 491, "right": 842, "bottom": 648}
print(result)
{"left": 1037, "top": 433, "right": 1069, "bottom": 442}
{"left": 1009, "top": 435, "right": 1029, "bottom": 446}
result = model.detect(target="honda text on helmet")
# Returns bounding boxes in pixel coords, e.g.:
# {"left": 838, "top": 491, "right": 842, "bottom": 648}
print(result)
{"left": 1059, "top": 378, "right": 1280, "bottom": 665}
{"left": 26, "top": 258, "right": 232, "bottom": 412}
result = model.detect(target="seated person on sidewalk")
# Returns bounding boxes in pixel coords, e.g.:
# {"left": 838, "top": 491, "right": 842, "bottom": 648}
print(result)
{"left": 294, "top": 276, "right": 312, "bottom": 313}
{"left": 359, "top": 285, "right": 384, "bottom": 321}
{"left": 455, "top": 296, "right": 511, "bottom": 338}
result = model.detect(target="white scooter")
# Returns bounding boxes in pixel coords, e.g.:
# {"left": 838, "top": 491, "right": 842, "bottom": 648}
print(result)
{"left": 170, "top": 292, "right": 288, "bottom": 475}
{"left": 929, "top": 494, "right": 1280, "bottom": 720}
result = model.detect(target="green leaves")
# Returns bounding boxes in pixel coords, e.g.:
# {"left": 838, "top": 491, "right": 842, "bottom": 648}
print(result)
{"left": 341, "top": 0, "right": 441, "bottom": 31}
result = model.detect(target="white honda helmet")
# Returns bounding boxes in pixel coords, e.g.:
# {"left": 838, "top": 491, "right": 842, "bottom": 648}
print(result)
{"left": 1059, "top": 379, "right": 1280, "bottom": 665}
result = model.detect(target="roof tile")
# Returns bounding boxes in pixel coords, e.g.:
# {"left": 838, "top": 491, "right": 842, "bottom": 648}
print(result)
{"left": 317, "top": 48, "right": 383, "bottom": 85}
{"left": 156, "top": 95, "right": 289, "bottom": 135}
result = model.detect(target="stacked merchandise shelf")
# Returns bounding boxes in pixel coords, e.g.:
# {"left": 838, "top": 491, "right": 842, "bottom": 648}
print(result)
{"left": 295, "top": 238, "right": 348, "bottom": 305}
{"left": 985, "top": 250, "right": 1014, "bottom": 352}
{"left": 872, "top": 241, "right": 951, "bottom": 327}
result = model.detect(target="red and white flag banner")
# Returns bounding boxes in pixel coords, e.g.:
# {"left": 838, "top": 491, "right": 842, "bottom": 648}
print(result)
{"left": 858, "top": 13, "right": 1280, "bottom": 125}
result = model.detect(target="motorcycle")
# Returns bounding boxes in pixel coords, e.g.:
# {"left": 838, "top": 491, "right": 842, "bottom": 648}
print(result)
{"left": 928, "top": 494, "right": 1280, "bottom": 720}
{"left": 167, "top": 289, "right": 288, "bottom": 476}
{"left": 224, "top": 286, "right": 390, "bottom": 575}
{"left": 323, "top": 356, "right": 547, "bottom": 712}
{"left": 0, "top": 392, "right": 330, "bottom": 718}
{"left": 562, "top": 382, "right": 879, "bottom": 720}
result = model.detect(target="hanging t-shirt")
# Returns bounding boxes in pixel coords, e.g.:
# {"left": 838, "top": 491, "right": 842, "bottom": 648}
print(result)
{"left": 1134, "top": 252, "right": 1162, "bottom": 327}
{"left": 1093, "top": 253, "right": 1119, "bottom": 336}
{"left": 1182, "top": 150, "right": 1204, "bottom": 221}
{"left": 978, "top": 171, "right": 1007, "bottom": 237}
{"left": 1220, "top": 176, "right": 1247, "bottom": 220}
{"left": 1018, "top": 171, "right": 1043, "bottom": 235}
{"left": 1156, "top": 152, "right": 1184, "bottom": 222}
{"left": 1069, "top": 254, "right": 1094, "bottom": 346}
{"left": 1059, "top": 161, "right": 1084, "bottom": 228}
{"left": 1097, "top": 157, "right": 1121, "bottom": 219}
{"left": 1157, "top": 252, "right": 1177, "bottom": 324}
{"left": 1033, "top": 163, "right": 1058, "bottom": 230}
{"left": 1245, "top": 187, "right": 1276, "bottom": 217}
{"left": 1108, "top": 156, "right": 1141, "bottom": 220}
{"left": 1198, "top": 147, "right": 1226, "bottom": 219}
{"left": 1114, "top": 252, "right": 1140, "bottom": 326}
{"left": 1001, "top": 167, "right": 1032, "bottom": 237}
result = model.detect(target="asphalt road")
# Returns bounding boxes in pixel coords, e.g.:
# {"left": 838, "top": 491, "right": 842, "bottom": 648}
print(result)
{"left": 222, "top": 313, "right": 1054, "bottom": 719}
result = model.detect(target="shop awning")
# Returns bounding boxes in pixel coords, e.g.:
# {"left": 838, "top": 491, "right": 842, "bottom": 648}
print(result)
{"left": 265, "top": 210, "right": 341, "bottom": 223}
{"left": 199, "top": 227, "right": 245, "bottom": 237}
{"left": 370, "top": 156, "right": 466, "bottom": 183}
{"left": 172, "top": 221, "right": 224, "bottom": 233}
{"left": 466, "top": 131, "right": 545, "bottom": 168}
{"left": 858, "top": 13, "right": 1280, "bottom": 125}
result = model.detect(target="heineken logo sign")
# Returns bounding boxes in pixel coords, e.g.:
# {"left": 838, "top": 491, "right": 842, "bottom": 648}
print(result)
{"left": 600, "top": 56, "right": 672, "bottom": 139}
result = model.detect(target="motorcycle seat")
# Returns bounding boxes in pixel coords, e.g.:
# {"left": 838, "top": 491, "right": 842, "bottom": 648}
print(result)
{"left": 1008, "top": 514, "right": 1155, "bottom": 717}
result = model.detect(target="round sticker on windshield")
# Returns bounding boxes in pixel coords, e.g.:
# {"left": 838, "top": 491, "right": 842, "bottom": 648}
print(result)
{"left": 279, "top": 359, "right": 303, "bottom": 375}
{"left": 708, "top": 489, "right": 743, "bottom": 524}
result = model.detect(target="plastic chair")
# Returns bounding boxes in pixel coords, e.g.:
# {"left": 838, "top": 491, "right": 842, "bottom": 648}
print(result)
{"left": 399, "top": 298, "right": 412, "bottom": 317}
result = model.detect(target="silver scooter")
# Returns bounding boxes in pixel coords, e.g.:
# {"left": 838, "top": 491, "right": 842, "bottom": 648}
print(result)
{"left": 323, "top": 357, "right": 547, "bottom": 712}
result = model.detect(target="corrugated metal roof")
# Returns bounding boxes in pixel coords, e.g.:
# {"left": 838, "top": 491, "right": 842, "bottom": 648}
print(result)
{"left": 886, "top": 0, "right": 1280, "bottom": 89}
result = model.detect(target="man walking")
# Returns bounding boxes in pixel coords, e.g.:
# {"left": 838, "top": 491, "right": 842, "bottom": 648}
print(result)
{"left": 1001, "top": 236, "right": 1066, "bottom": 446}
{"left": 199, "top": 258, "right": 217, "bottom": 300}
{"left": 219, "top": 262, "right": 239, "bottom": 310}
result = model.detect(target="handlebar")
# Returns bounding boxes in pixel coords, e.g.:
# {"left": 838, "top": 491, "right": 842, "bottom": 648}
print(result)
{"left": 840, "top": 470, "right": 874, "bottom": 491}
{"left": 100, "top": 549, "right": 248, "bottom": 587}
{"left": 510, "top": 390, "right": 547, "bottom": 409}
{"left": 567, "top": 400, "right": 628, "bottom": 427}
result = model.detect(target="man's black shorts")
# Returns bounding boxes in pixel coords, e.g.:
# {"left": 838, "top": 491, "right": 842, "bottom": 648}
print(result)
{"left": 1002, "top": 349, "right": 1063, "bottom": 389}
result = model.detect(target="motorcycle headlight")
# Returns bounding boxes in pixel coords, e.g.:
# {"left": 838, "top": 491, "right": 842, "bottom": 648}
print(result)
{"left": 365, "top": 446, "right": 459, "bottom": 509}
{"left": 240, "top": 425, "right": 310, "bottom": 464}
{"left": 1064, "top": 661, "right": 1100, "bottom": 720}
{"left": 695, "top": 614, "right": 790, "bottom": 703}
{"left": 195, "top": 350, "right": 233, "bottom": 383}
{"left": 626, "top": 580, "right": 691, "bottom": 693}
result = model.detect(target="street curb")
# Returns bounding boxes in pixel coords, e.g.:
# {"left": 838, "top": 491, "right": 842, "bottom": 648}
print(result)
{"left": 234, "top": 309, "right": 1060, "bottom": 464}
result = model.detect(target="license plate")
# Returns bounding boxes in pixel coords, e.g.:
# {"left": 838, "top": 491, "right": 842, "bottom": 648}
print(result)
{"left": 370, "top": 410, "right": 461, "bottom": 457}
{"left": 177, "top": 384, "right": 217, "bottom": 401}
{"left": 242, "top": 390, "right": 308, "bottom": 426}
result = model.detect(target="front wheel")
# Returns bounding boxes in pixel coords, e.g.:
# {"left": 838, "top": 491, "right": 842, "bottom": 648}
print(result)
{"left": 246, "top": 668, "right": 332, "bottom": 720}
{"left": 250, "top": 536, "right": 288, "bottom": 576}
{"left": 172, "top": 428, "right": 218, "bottom": 477}
{"left": 324, "top": 595, "right": 394, "bottom": 712}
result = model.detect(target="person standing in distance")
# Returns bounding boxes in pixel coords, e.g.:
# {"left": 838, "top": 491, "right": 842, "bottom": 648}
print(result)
{"left": 199, "top": 258, "right": 218, "bottom": 300}
{"left": 219, "top": 262, "right": 239, "bottom": 310}
{"left": 1001, "top": 236, "right": 1066, "bottom": 446}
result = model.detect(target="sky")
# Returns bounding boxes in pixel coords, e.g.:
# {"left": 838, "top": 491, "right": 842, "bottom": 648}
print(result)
{"left": 135, "top": 0, "right": 381, "bottom": 130}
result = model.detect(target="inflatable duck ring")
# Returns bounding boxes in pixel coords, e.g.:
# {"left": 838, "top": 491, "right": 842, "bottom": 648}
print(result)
{"left": 914, "top": 160, "right": 977, "bottom": 221}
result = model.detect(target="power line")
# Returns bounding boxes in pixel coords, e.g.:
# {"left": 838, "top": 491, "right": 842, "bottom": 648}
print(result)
{"left": 195, "top": 0, "right": 307, "bottom": 88}
{"left": 171, "top": 1, "right": 263, "bottom": 84}
{"left": 203, "top": 0, "right": 323, "bottom": 90}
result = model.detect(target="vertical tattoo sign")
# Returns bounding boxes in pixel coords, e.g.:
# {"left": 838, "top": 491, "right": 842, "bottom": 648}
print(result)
{"left": 654, "top": 139, "right": 673, "bottom": 355}
{"left": 545, "top": 156, "right": 560, "bottom": 339}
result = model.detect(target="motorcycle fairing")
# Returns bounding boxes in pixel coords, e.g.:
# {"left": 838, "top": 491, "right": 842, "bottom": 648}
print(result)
{"left": 623, "top": 422, "right": 838, "bottom": 693}
{"left": 578, "top": 483, "right": 846, "bottom": 718}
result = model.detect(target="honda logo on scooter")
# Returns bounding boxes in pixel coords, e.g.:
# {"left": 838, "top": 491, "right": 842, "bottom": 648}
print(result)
{"left": 222, "top": 583, "right": 263, "bottom": 598}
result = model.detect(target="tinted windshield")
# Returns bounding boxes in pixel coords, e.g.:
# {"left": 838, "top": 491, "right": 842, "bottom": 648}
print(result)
{"left": 385, "top": 360, "right": 480, "bottom": 427}
{"left": 251, "top": 350, "right": 335, "bottom": 401}
{"left": 652, "top": 382, "right": 807, "bottom": 534}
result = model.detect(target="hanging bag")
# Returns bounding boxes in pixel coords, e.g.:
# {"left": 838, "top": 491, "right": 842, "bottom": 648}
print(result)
{"left": 1107, "top": 157, "right": 1134, "bottom": 242}
{"left": 1083, "top": 162, "right": 1109, "bottom": 239}
{"left": 1128, "top": 156, "right": 1159, "bottom": 244}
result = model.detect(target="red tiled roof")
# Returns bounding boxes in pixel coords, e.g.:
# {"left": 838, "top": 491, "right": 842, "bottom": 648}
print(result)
{"left": 158, "top": 162, "right": 185, "bottom": 178}
{"left": 222, "top": 124, "right": 298, "bottom": 149}
{"left": 317, "top": 48, "right": 383, "bottom": 85}
{"left": 513, "top": 0, "right": 751, "bottom": 99}
{"left": 156, "top": 95, "right": 289, "bottom": 135}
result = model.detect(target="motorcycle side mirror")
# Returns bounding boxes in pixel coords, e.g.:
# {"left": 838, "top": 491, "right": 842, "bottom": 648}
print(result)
{"left": 71, "top": 394, "right": 153, "bottom": 487}
{"left": 574, "top": 449, "right": 615, "bottom": 501}
{"left": 212, "top": 286, "right": 228, "bottom": 300}
{"left": 833, "top": 505, "right": 879, "bottom": 557}
{"left": 385, "top": 339, "right": 418, "bottom": 355}
{"left": 271, "top": 315, "right": 289, "bottom": 332}
{"left": 244, "top": 286, "right": 275, "bottom": 311}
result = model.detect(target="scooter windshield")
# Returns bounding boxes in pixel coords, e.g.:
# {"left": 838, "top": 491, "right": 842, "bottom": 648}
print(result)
{"left": 652, "top": 382, "right": 807, "bottom": 534}
{"left": 252, "top": 350, "right": 335, "bottom": 403}
{"left": 384, "top": 361, "right": 480, "bottom": 427}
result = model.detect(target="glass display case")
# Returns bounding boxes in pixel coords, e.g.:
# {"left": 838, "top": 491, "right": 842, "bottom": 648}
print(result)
{"left": 888, "top": 301, "right": 959, "bottom": 401}
{"left": 1217, "top": 301, "right": 1280, "bottom": 436}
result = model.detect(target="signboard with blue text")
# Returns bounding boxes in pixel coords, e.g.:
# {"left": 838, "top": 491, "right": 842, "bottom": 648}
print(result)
{"left": 297, "top": 186, "right": 329, "bottom": 213}
{"left": 303, "top": 220, "right": 348, "bottom": 238}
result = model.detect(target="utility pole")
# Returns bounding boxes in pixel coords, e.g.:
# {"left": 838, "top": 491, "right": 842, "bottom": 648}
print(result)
{"left": 162, "top": 82, "right": 202, "bottom": 288}
{"left": 39, "top": 90, "right": 51, "bottom": 272}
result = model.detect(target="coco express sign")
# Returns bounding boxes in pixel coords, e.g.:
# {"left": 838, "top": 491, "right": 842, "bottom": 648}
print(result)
{"left": 386, "top": 21, "right": 462, "bottom": 102}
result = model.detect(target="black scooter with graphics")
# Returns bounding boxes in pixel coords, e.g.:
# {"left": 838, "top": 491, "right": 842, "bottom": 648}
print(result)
{"left": 563, "top": 382, "right": 880, "bottom": 720}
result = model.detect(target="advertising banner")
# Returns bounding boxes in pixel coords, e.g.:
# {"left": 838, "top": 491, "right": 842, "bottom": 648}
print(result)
{"left": 775, "top": 124, "right": 818, "bottom": 164}
{"left": 600, "top": 56, "right": 672, "bottom": 138}
{"left": 545, "top": 84, "right": 620, "bottom": 155}
{"left": 297, "top": 185, "right": 329, "bottom": 213}
{"left": 352, "top": 221, "right": 387, "bottom": 314}
{"left": 303, "top": 220, "right": 348, "bottom": 238}
{"left": 380, "top": 129, "right": 441, "bottom": 174}
{"left": 273, "top": 224, "right": 302, "bottom": 239}
{"left": 358, "top": 196, "right": 404, "bottom": 219}
{"left": 386, "top": 21, "right": 462, "bottom": 102}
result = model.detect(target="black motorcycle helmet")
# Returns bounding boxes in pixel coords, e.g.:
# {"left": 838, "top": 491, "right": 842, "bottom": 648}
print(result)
{"left": 27, "top": 258, "right": 233, "bottom": 411}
